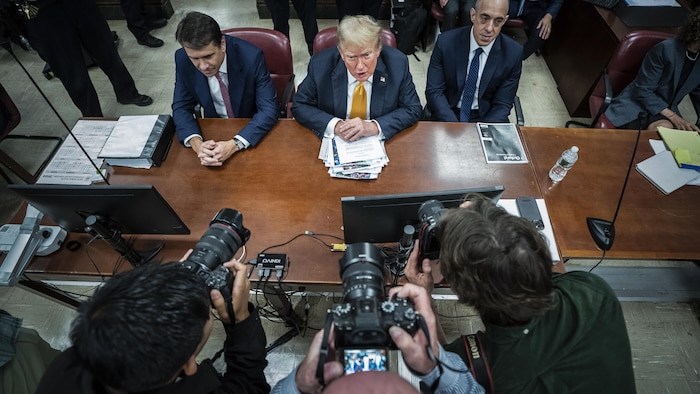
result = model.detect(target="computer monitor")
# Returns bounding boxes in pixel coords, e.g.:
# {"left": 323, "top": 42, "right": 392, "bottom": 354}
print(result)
{"left": 8, "top": 184, "right": 190, "bottom": 235}
{"left": 341, "top": 186, "right": 505, "bottom": 244}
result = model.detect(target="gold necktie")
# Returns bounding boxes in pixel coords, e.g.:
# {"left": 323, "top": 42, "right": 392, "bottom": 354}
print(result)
{"left": 349, "top": 82, "right": 367, "bottom": 119}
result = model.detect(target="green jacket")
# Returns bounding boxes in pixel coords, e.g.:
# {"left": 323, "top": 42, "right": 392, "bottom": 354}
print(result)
{"left": 445, "top": 271, "right": 636, "bottom": 393}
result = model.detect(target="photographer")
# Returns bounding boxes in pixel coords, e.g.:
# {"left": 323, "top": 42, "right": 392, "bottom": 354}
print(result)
{"left": 406, "top": 194, "right": 636, "bottom": 393}
{"left": 35, "top": 256, "right": 270, "bottom": 394}
{"left": 272, "top": 283, "right": 484, "bottom": 393}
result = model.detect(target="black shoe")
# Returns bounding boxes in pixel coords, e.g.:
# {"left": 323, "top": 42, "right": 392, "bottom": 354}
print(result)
{"left": 118, "top": 94, "right": 153, "bottom": 106}
{"left": 147, "top": 18, "right": 167, "bottom": 30}
{"left": 137, "top": 33, "right": 164, "bottom": 48}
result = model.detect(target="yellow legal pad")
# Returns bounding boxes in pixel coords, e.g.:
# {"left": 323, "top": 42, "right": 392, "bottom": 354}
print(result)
{"left": 657, "top": 126, "right": 700, "bottom": 171}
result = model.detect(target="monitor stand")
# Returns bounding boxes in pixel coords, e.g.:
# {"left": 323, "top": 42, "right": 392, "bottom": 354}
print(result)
{"left": 84, "top": 215, "right": 162, "bottom": 267}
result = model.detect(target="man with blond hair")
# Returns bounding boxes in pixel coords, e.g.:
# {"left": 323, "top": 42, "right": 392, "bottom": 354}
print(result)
{"left": 292, "top": 15, "right": 422, "bottom": 142}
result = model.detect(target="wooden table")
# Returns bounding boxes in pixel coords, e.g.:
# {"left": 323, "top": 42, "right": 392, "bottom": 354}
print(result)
{"left": 22, "top": 119, "right": 541, "bottom": 286}
{"left": 521, "top": 127, "right": 700, "bottom": 261}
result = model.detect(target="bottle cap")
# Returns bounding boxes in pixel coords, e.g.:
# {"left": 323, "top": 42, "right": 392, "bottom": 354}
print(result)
{"left": 571, "top": 146, "right": 579, "bottom": 152}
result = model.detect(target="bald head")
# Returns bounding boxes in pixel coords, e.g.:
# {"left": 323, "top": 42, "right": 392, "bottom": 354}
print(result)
{"left": 470, "top": 0, "right": 509, "bottom": 47}
{"left": 324, "top": 371, "right": 419, "bottom": 394}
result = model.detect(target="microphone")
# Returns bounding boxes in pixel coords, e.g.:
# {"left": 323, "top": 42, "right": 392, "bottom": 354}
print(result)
{"left": 586, "top": 111, "right": 646, "bottom": 251}
{"left": 1, "top": 41, "right": 109, "bottom": 184}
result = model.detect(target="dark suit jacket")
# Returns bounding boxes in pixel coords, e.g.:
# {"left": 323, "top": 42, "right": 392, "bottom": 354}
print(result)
{"left": 291, "top": 46, "right": 422, "bottom": 140}
{"left": 426, "top": 28, "right": 523, "bottom": 123}
{"left": 508, "top": 0, "right": 564, "bottom": 19}
{"left": 172, "top": 35, "right": 278, "bottom": 146}
{"left": 605, "top": 38, "right": 700, "bottom": 127}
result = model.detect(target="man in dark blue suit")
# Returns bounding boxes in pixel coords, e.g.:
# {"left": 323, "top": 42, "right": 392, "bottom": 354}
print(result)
{"left": 173, "top": 12, "right": 278, "bottom": 167}
{"left": 426, "top": 0, "right": 522, "bottom": 124}
{"left": 292, "top": 15, "right": 422, "bottom": 142}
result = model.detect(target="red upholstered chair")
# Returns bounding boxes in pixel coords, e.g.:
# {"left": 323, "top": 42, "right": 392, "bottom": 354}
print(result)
{"left": 0, "top": 82, "right": 62, "bottom": 184}
{"left": 222, "top": 27, "right": 295, "bottom": 118}
{"left": 566, "top": 30, "right": 674, "bottom": 129}
{"left": 312, "top": 26, "right": 397, "bottom": 54}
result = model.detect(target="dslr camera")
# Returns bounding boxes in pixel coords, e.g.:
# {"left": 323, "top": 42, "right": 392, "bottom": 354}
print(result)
{"left": 416, "top": 199, "right": 446, "bottom": 260}
{"left": 181, "top": 208, "right": 250, "bottom": 303}
{"left": 326, "top": 242, "right": 417, "bottom": 375}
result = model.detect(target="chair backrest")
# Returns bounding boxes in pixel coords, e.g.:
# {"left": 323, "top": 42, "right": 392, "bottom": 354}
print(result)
{"left": 0, "top": 82, "right": 21, "bottom": 135}
{"left": 312, "top": 26, "right": 397, "bottom": 54}
{"left": 222, "top": 27, "right": 294, "bottom": 118}
{"left": 590, "top": 30, "right": 674, "bottom": 128}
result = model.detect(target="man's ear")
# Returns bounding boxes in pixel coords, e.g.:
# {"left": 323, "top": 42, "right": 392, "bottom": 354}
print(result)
{"left": 182, "top": 354, "right": 199, "bottom": 376}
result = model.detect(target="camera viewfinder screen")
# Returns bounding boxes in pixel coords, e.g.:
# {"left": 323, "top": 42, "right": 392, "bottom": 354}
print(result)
{"left": 342, "top": 348, "right": 387, "bottom": 375}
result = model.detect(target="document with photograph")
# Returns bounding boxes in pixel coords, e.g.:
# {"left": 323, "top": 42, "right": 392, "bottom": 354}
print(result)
{"left": 476, "top": 123, "right": 528, "bottom": 164}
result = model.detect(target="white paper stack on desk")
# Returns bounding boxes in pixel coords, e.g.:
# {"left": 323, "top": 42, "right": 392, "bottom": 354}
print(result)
{"left": 635, "top": 139, "right": 700, "bottom": 195}
{"left": 98, "top": 115, "right": 174, "bottom": 169}
{"left": 318, "top": 135, "right": 388, "bottom": 179}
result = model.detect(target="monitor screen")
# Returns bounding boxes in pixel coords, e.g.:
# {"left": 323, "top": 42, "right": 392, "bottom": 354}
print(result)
{"left": 8, "top": 184, "right": 190, "bottom": 235}
{"left": 341, "top": 186, "right": 505, "bottom": 244}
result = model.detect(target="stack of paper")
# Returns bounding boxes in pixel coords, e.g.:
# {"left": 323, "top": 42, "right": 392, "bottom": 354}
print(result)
{"left": 657, "top": 126, "right": 700, "bottom": 170}
{"left": 635, "top": 139, "right": 700, "bottom": 195}
{"left": 318, "top": 135, "right": 389, "bottom": 179}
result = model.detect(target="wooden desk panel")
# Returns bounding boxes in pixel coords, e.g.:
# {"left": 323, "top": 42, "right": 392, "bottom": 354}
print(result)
{"left": 543, "top": 0, "right": 679, "bottom": 117}
{"left": 521, "top": 127, "right": 700, "bottom": 260}
{"left": 24, "top": 119, "right": 541, "bottom": 285}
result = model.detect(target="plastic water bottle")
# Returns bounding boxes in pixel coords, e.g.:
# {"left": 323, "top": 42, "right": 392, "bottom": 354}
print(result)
{"left": 548, "top": 146, "right": 579, "bottom": 183}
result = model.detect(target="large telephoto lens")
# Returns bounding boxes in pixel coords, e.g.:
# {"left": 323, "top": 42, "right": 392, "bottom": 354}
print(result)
{"left": 187, "top": 208, "right": 250, "bottom": 270}
{"left": 339, "top": 242, "right": 385, "bottom": 303}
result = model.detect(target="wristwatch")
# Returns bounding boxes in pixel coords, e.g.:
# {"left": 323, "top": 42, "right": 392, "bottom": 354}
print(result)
{"left": 233, "top": 138, "right": 245, "bottom": 151}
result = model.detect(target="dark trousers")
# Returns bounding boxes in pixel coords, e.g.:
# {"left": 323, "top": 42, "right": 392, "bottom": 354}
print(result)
{"left": 265, "top": 0, "right": 318, "bottom": 54}
{"left": 442, "top": 0, "right": 475, "bottom": 31}
{"left": 120, "top": 0, "right": 150, "bottom": 40}
{"left": 26, "top": 0, "right": 139, "bottom": 117}
{"left": 508, "top": 0, "right": 546, "bottom": 60}
{"left": 336, "top": 0, "right": 381, "bottom": 20}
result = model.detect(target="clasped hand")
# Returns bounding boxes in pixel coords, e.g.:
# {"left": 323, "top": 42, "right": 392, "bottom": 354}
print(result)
{"left": 334, "top": 118, "right": 378, "bottom": 142}
{"left": 192, "top": 138, "right": 239, "bottom": 166}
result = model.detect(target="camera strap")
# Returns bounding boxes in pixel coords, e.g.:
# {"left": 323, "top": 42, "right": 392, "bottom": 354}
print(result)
{"left": 315, "top": 313, "right": 334, "bottom": 387}
{"left": 462, "top": 333, "right": 494, "bottom": 393}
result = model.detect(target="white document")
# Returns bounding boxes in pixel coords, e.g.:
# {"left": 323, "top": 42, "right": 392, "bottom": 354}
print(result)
{"left": 476, "top": 123, "right": 528, "bottom": 164}
{"left": 37, "top": 120, "right": 114, "bottom": 185}
{"left": 499, "top": 199, "right": 561, "bottom": 264}
{"left": 636, "top": 150, "right": 700, "bottom": 195}
{"left": 332, "top": 135, "right": 387, "bottom": 165}
{"left": 99, "top": 115, "right": 158, "bottom": 158}
{"left": 648, "top": 139, "right": 700, "bottom": 186}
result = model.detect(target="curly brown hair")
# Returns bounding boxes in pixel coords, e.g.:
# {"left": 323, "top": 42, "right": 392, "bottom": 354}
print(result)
{"left": 678, "top": 7, "right": 700, "bottom": 44}
{"left": 437, "top": 194, "right": 556, "bottom": 326}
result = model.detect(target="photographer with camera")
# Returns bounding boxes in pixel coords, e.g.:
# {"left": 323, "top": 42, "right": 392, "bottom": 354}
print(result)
{"left": 405, "top": 194, "right": 636, "bottom": 393}
{"left": 36, "top": 209, "right": 270, "bottom": 394}
{"left": 272, "top": 243, "right": 484, "bottom": 394}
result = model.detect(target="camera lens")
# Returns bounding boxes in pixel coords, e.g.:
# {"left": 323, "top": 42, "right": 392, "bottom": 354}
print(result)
{"left": 339, "top": 242, "right": 385, "bottom": 303}
{"left": 186, "top": 208, "right": 250, "bottom": 271}
{"left": 418, "top": 200, "right": 445, "bottom": 260}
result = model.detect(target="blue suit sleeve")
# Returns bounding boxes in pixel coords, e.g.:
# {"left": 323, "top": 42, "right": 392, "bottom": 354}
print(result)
{"left": 172, "top": 50, "right": 202, "bottom": 143}
{"left": 426, "top": 33, "right": 460, "bottom": 122}
{"left": 236, "top": 49, "right": 278, "bottom": 147}
{"left": 291, "top": 57, "right": 337, "bottom": 139}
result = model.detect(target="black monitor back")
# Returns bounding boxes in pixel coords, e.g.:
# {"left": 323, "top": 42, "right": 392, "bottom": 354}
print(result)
{"left": 8, "top": 184, "right": 190, "bottom": 234}
{"left": 341, "top": 186, "right": 505, "bottom": 244}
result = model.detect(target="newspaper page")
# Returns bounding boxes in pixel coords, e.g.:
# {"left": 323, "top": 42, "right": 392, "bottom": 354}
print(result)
{"left": 476, "top": 122, "right": 528, "bottom": 164}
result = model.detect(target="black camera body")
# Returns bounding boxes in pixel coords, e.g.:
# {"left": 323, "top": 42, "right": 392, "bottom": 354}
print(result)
{"left": 417, "top": 199, "right": 446, "bottom": 260}
{"left": 181, "top": 208, "right": 250, "bottom": 300}
{"left": 331, "top": 242, "right": 417, "bottom": 350}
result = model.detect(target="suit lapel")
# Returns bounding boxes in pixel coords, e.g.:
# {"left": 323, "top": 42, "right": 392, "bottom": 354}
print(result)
{"left": 226, "top": 36, "right": 245, "bottom": 117}
{"left": 332, "top": 57, "right": 348, "bottom": 118}
{"left": 370, "top": 56, "right": 388, "bottom": 118}
{"left": 457, "top": 30, "right": 471, "bottom": 92}
{"left": 480, "top": 35, "right": 502, "bottom": 98}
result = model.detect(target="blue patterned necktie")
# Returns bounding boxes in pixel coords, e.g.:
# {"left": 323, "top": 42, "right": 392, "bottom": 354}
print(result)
{"left": 460, "top": 47, "right": 483, "bottom": 123}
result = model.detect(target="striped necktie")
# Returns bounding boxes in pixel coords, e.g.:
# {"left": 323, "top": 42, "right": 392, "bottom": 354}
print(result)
{"left": 460, "top": 47, "right": 483, "bottom": 122}
{"left": 215, "top": 72, "right": 234, "bottom": 118}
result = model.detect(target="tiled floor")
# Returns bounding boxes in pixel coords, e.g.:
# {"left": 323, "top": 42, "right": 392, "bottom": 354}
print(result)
{"left": 0, "top": 0, "right": 699, "bottom": 392}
